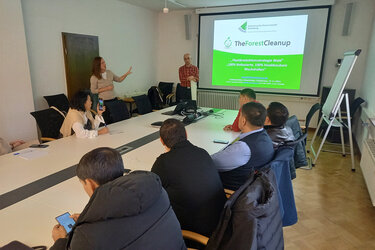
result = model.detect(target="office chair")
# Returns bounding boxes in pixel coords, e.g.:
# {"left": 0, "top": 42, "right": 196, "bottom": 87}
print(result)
{"left": 158, "top": 82, "right": 174, "bottom": 106}
{"left": 104, "top": 99, "right": 130, "bottom": 123}
{"left": 43, "top": 94, "right": 70, "bottom": 114}
{"left": 182, "top": 168, "right": 284, "bottom": 250}
{"left": 30, "top": 107, "right": 65, "bottom": 142}
{"left": 132, "top": 94, "right": 153, "bottom": 115}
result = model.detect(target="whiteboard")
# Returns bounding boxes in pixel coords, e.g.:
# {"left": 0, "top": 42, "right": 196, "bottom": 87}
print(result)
{"left": 322, "top": 50, "right": 361, "bottom": 119}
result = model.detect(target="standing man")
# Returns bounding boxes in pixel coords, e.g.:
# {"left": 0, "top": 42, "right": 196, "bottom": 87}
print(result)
{"left": 178, "top": 53, "right": 199, "bottom": 101}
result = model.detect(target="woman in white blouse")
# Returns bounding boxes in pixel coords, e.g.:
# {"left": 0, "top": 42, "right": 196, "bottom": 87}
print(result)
{"left": 60, "top": 91, "right": 109, "bottom": 138}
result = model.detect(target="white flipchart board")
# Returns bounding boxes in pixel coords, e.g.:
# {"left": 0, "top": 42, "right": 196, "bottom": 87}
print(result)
{"left": 322, "top": 50, "right": 361, "bottom": 120}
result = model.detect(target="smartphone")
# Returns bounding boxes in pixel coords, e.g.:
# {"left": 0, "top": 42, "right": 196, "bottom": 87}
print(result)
{"left": 56, "top": 212, "right": 76, "bottom": 234}
{"left": 98, "top": 98, "right": 104, "bottom": 111}
{"left": 213, "top": 139, "right": 229, "bottom": 144}
{"left": 29, "top": 144, "right": 49, "bottom": 148}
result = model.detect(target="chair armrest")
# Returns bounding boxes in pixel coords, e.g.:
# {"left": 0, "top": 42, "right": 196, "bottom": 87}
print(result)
{"left": 224, "top": 188, "right": 235, "bottom": 198}
{"left": 182, "top": 230, "right": 209, "bottom": 246}
{"left": 40, "top": 137, "right": 56, "bottom": 142}
{"left": 166, "top": 93, "right": 175, "bottom": 99}
{"left": 121, "top": 97, "right": 135, "bottom": 103}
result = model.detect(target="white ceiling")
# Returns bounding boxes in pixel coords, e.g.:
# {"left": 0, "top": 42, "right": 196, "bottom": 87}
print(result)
{"left": 119, "top": 0, "right": 306, "bottom": 12}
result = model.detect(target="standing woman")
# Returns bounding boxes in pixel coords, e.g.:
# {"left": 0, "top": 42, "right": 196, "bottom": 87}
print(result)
{"left": 90, "top": 57, "right": 132, "bottom": 123}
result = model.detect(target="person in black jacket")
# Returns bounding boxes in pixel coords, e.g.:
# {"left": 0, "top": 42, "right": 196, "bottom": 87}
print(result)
{"left": 151, "top": 119, "right": 226, "bottom": 237}
{"left": 51, "top": 147, "right": 186, "bottom": 250}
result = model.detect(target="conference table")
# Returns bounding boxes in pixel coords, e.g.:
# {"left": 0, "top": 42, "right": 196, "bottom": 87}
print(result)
{"left": 0, "top": 106, "right": 239, "bottom": 248}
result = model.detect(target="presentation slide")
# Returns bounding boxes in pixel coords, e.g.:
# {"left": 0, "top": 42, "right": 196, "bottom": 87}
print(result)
{"left": 198, "top": 7, "right": 330, "bottom": 96}
{"left": 212, "top": 15, "right": 308, "bottom": 90}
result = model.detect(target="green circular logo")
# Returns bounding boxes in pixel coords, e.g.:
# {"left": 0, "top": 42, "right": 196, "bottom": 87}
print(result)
{"left": 224, "top": 37, "right": 232, "bottom": 48}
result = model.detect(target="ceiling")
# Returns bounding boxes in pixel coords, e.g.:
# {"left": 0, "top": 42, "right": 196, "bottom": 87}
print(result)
{"left": 119, "top": 0, "right": 306, "bottom": 12}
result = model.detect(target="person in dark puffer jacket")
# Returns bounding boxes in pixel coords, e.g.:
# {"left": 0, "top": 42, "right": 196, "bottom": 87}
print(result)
{"left": 50, "top": 147, "right": 186, "bottom": 250}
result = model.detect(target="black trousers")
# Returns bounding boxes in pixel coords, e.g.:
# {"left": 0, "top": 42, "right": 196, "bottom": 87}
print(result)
{"left": 180, "top": 86, "right": 192, "bottom": 101}
{"left": 103, "top": 98, "right": 117, "bottom": 124}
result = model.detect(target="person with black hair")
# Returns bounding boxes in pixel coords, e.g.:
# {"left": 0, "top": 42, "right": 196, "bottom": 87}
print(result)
{"left": 50, "top": 147, "right": 186, "bottom": 250}
{"left": 212, "top": 102, "right": 274, "bottom": 190}
{"left": 60, "top": 91, "right": 108, "bottom": 138}
{"left": 224, "top": 88, "right": 258, "bottom": 132}
{"left": 264, "top": 102, "right": 295, "bottom": 149}
{"left": 151, "top": 119, "right": 226, "bottom": 237}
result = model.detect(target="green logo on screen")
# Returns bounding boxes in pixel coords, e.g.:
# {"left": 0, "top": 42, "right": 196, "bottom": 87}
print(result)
{"left": 239, "top": 21, "right": 247, "bottom": 32}
{"left": 224, "top": 37, "right": 232, "bottom": 48}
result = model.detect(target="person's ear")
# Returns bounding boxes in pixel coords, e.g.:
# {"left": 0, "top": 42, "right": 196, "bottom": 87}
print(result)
{"left": 185, "top": 131, "right": 188, "bottom": 139}
{"left": 264, "top": 116, "right": 271, "bottom": 125}
{"left": 80, "top": 178, "right": 99, "bottom": 197}
{"left": 160, "top": 137, "right": 166, "bottom": 146}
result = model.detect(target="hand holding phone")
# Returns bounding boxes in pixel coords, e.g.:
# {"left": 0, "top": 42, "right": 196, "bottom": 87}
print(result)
{"left": 56, "top": 212, "right": 76, "bottom": 234}
{"left": 98, "top": 98, "right": 104, "bottom": 111}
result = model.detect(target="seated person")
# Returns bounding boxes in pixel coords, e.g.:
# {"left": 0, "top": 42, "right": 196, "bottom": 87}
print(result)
{"left": 0, "top": 138, "right": 40, "bottom": 156}
{"left": 60, "top": 91, "right": 109, "bottom": 138}
{"left": 51, "top": 147, "right": 186, "bottom": 250}
{"left": 212, "top": 102, "right": 274, "bottom": 191}
{"left": 224, "top": 88, "right": 257, "bottom": 132}
{"left": 151, "top": 119, "right": 226, "bottom": 237}
{"left": 264, "top": 102, "right": 295, "bottom": 149}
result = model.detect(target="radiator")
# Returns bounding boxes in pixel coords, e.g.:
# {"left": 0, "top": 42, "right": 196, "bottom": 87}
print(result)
{"left": 197, "top": 90, "right": 239, "bottom": 110}
{"left": 360, "top": 139, "right": 375, "bottom": 206}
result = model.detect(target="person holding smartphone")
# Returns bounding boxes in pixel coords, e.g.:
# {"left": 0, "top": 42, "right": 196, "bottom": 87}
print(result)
{"left": 90, "top": 57, "right": 132, "bottom": 123}
{"left": 50, "top": 147, "right": 185, "bottom": 250}
{"left": 60, "top": 91, "right": 109, "bottom": 138}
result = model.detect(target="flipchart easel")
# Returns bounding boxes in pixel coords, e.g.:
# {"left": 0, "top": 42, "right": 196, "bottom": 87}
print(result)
{"left": 310, "top": 49, "right": 361, "bottom": 171}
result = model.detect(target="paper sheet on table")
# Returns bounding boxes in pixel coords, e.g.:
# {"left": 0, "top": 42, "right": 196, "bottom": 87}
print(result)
{"left": 15, "top": 149, "right": 48, "bottom": 160}
{"left": 109, "top": 130, "right": 124, "bottom": 135}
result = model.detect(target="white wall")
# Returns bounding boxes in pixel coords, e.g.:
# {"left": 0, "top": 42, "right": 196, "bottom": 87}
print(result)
{"left": 156, "top": 0, "right": 375, "bottom": 95}
{"left": 353, "top": 13, "right": 375, "bottom": 151}
{"left": 360, "top": 17, "right": 375, "bottom": 118}
{"left": 321, "top": 0, "right": 375, "bottom": 93}
{"left": 156, "top": 10, "right": 199, "bottom": 83}
{"left": 21, "top": 0, "right": 158, "bottom": 110}
{"left": 0, "top": 0, "right": 37, "bottom": 142}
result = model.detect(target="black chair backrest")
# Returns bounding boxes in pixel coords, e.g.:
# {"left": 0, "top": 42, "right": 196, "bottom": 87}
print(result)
{"left": 175, "top": 83, "right": 184, "bottom": 103}
{"left": 133, "top": 95, "right": 153, "bottom": 115}
{"left": 30, "top": 108, "right": 65, "bottom": 139}
{"left": 105, "top": 100, "right": 130, "bottom": 123}
{"left": 305, "top": 103, "right": 321, "bottom": 133}
{"left": 158, "top": 82, "right": 174, "bottom": 96}
{"left": 43, "top": 94, "right": 70, "bottom": 114}
{"left": 147, "top": 87, "right": 163, "bottom": 109}
{"left": 350, "top": 97, "right": 365, "bottom": 118}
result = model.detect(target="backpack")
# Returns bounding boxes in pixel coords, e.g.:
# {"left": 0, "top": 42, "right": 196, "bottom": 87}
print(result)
{"left": 147, "top": 86, "right": 164, "bottom": 110}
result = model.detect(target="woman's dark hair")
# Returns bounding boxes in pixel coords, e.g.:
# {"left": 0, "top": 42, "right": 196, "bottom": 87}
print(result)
{"left": 70, "top": 90, "right": 91, "bottom": 112}
{"left": 92, "top": 56, "right": 103, "bottom": 79}
{"left": 160, "top": 119, "right": 187, "bottom": 148}
{"left": 76, "top": 147, "right": 124, "bottom": 185}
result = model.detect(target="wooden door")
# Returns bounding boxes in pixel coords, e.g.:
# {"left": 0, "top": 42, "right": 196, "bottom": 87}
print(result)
{"left": 62, "top": 33, "right": 99, "bottom": 99}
